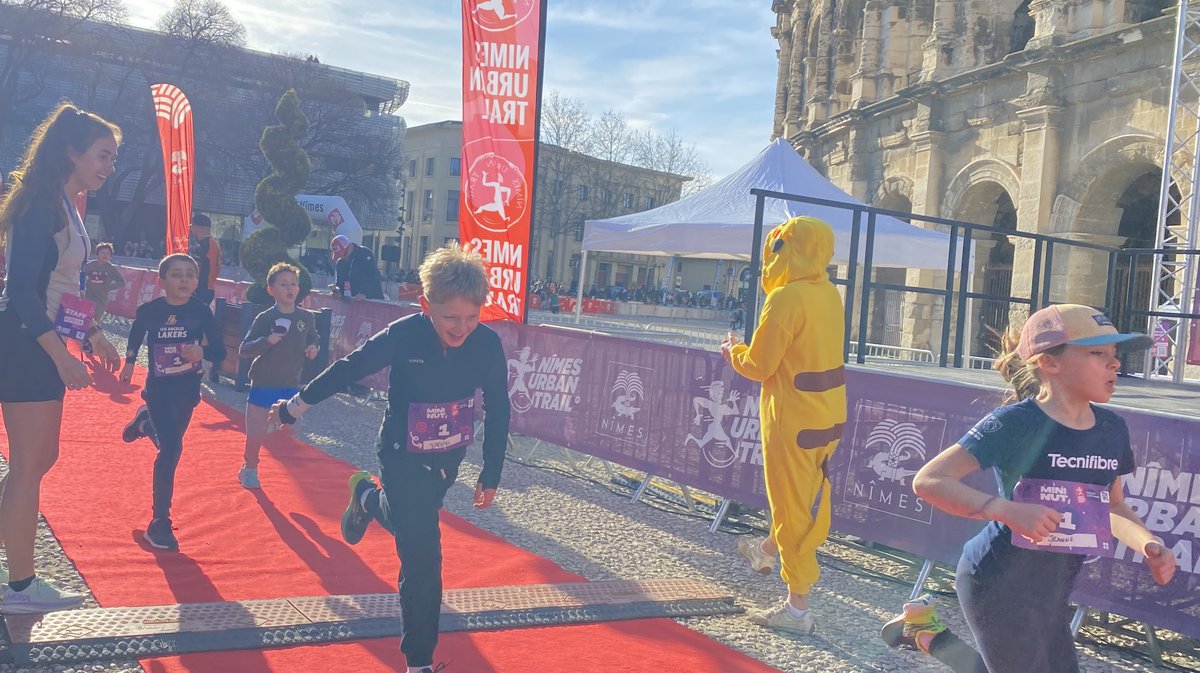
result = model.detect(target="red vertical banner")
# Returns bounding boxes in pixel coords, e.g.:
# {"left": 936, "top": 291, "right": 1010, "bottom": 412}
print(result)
{"left": 151, "top": 83, "right": 195, "bottom": 255}
{"left": 460, "top": 0, "right": 546, "bottom": 322}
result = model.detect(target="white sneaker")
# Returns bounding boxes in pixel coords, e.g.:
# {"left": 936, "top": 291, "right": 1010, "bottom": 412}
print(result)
{"left": 749, "top": 602, "right": 816, "bottom": 636}
{"left": 737, "top": 536, "right": 776, "bottom": 574}
{"left": 0, "top": 577, "right": 86, "bottom": 615}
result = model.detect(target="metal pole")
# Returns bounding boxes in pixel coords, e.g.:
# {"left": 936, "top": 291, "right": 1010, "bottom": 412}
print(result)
{"left": 573, "top": 249, "right": 587, "bottom": 324}
{"left": 745, "top": 194, "right": 767, "bottom": 345}
{"left": 844, "top": 209, "right": 862, "bottom": 362}
{"left": 954, "top": 227, "right": 973, "bottom": 368}
{"left": 709, "top": 498, "right": 733, "bottom": 534}
{"left": 1070, "top": 606, "right": 1088, "bottom": 635}
{"left": 856, "top": 211, "right": 877, "bottom": 363}
{"left": 908, "top": 559, "right": 934, "bottom": 601}
{"left": 630, "top": 474, "right": 653, "bottom": 504}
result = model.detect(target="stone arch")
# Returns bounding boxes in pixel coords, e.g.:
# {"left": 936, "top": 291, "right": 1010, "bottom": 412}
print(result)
{"left": 874, "top": 176, "right": 914, "bottom": 214}
{"left": 1054, "top": 134, "right": 1164, "bottom": 237}
{"left": 941, "top": 160, "right": 1021, "bottom": 357}
{"left": 1054, "top": 134, "right": 1169, "bottom": 372}
{"left": 942, "top": 159, "right": 1022, "bottom": 225}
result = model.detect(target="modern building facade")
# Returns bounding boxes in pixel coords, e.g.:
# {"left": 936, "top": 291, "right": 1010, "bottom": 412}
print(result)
{"left": 404, "top": 121, "right": 728, "bottom": 295}
{"left": 771, "top": 0, "right": 1177, "bottom": 359}
{"left": 0, "top": 7, "right": 408, "bottom": 267}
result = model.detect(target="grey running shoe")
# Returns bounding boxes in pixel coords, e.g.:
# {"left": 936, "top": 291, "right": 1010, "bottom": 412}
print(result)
{"left": 341, "top": 471, "right": 376, "bottom": 545}
{"left": 238, "top": 466, "right": 261, "bottom": 489}
{"left": 144, "top": 518, "right": 179, "bottom": 551}
{"left": 0, "top": 577, "right": 86, "bottom": 615}
{"left": 749, "top": 601, "right": 816, "bottom": 635}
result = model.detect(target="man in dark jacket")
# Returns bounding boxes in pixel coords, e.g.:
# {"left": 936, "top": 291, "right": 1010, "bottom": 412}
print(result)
{"left": 329, "top": 234, "right": 383, "bottom": 300}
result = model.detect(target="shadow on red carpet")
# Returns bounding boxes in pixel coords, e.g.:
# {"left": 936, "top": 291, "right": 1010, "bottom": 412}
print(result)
{"left": 0, "top": 361, "right": 780, "bottom": 672}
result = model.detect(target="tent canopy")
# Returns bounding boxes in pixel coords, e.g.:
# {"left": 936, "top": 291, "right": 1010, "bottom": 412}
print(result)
{"left": 583, "top": 138, "right": 963, "bottom": 270}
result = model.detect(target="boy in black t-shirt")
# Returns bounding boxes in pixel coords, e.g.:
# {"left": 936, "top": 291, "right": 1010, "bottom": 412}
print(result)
{"left": 268, "top": 245, "right": 509, "bottom": 673}
{"left": 119, "top": 254, "right": 226, "bottom": 551}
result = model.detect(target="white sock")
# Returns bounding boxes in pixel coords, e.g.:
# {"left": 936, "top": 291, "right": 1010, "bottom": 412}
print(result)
{"left": 786, "top": 602, "right": 809, "bottom": 618}
{"left": 406, "top": 667, "right": 429, "bottom": 673}
{"left": 359, "top": 489, "right": 372, "bottom": 510}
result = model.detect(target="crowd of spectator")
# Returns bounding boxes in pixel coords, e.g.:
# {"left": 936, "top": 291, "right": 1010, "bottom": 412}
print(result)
{"left": 121, "top": 239, "right": 165, "bottom": 259}
{"left": 529, "top": 277, "right": 747, "bottom": 318}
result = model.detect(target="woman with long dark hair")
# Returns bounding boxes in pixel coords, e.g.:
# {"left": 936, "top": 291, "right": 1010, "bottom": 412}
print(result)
{"left": 0, "top": 102, "right": 122, "bottom": 614}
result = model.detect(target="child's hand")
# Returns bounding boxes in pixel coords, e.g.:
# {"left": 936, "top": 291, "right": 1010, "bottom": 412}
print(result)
{"left": 1144, "top": 541, "right": 1177, "bottom": 585}
{"left": 119, "top": 362, "right": 135, "bottom": 385}
{"left": 305, "top": 345, "right": 319, "bottom": 360}
{"left": 266, "top": 333, "right": 283, "bottom": 346}
{"left": 474, "top": 483, "right": 497, "bottom": 509}
{"left": 1001, "top": 501, "right": 1062, "bottom": 542}
{"left": 720, "top": 331, "right": 741, "bottom": 363}
{"left": 181, "top": 342, "right": 204, "bottom": 364}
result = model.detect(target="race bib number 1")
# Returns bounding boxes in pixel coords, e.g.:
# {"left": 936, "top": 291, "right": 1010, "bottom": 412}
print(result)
{"left": 407, "top": 398, "right": 475, "bottom": 453}
{"left": 1011, "top": 477, "right": 1115, "bottom": 557}
{"left": 151, "top": 343, "right": 202, "bottom": 377}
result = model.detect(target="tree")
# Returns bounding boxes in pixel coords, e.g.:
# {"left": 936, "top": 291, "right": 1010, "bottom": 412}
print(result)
{"left": 241, "top": 89, "right": 312, "bottom": 304}
{"left": 0, "top": 0, "right": 127, "bottom": 142}
{"left": 534, "top": 90, "right": 710, "bottom": 238}
{"left": 156, "top": 0, "right": 245, "bottom": 74}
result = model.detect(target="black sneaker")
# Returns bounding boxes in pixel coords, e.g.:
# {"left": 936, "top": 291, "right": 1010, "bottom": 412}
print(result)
{"left": 123, "top": 405, "right": 151, "bottom": 443}
{"left": 341, "top": 471, "right": 376, "bottom": 545}
{"left": 143, "top": 518, "right": 179, "bottom": 551}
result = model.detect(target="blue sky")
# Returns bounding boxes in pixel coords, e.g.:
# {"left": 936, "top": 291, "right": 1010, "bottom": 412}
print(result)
{"left": 122, "top": 0, "right": 779, "bottom": 178}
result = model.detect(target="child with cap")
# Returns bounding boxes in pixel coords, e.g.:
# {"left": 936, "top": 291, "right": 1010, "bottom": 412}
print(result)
{"left": 913, "top": 304, "right": 1177, "bottom": 673}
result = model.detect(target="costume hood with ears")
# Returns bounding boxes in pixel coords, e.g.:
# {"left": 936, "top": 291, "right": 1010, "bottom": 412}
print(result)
{"left": 761, "top": 216, "right": 835, "bottom": 294}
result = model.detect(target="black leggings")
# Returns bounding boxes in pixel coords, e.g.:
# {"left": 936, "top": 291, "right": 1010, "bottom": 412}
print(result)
{"left": 145, "top": 377, "right": 200, "bottom": 520}
{"left": 363, "top": 452, "right": 459, "bottom": 669}
{"left": 956, "top": 551, "right": 1080, "bottom": 673}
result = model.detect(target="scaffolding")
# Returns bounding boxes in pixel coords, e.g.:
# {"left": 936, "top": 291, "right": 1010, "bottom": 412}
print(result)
{"left": 1150, "top": 1, "right": 1200, "bottom": 381}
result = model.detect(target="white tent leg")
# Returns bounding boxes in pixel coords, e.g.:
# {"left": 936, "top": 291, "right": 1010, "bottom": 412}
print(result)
{"left": 574, "top": 249, "right": 588, "bottom": 324}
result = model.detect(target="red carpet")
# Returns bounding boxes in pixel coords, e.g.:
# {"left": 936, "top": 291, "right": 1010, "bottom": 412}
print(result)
{"left": 0, "top": 361, "right": 780, "bottom": 673}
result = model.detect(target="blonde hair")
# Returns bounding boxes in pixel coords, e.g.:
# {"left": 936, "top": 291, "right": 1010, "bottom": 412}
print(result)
{"left": 992, "top": 325, "right": 1067, "bottom": 404}
{"left": 0, "top": 102, "right": 121, "bottom": 245}
{"left": 419, "top": 244, "right": 488, "bottom": 305}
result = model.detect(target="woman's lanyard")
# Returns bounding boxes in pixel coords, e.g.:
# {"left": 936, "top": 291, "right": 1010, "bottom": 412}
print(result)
{"left": 63, "top": 195, "right": 89, "bottom": 296}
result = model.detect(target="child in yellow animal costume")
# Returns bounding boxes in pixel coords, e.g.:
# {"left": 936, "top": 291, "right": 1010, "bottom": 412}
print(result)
{"left": 721, "top": 216, "right": 846, "bottom": 635}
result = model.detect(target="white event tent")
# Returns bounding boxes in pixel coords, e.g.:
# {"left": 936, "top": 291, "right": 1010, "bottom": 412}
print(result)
{"left": 582, "top": 138, "right": 963, "bottom": 269}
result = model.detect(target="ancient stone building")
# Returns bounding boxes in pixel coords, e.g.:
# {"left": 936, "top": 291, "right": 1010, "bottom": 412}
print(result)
{"left": 771, "top": 0, "right": 1178, "bottom": 361}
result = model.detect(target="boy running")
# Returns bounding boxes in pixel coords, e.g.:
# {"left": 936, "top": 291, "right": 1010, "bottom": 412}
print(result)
{"left": 119, "top": 253, "right": 226, "bottom": 551}
{"left": 83, "top": 242, "right": 125, "bottom": 323}
{"left": 269, "top": 245, "right": 510, "bottom": 673}
{"left": 238, "top": 262, "right": 319, "bottom": 488}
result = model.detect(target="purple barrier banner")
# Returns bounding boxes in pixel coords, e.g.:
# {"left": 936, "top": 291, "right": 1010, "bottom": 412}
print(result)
{"left": 1074, "top": 411, "right": 1200, "bottom": 638}
{"left": 495, "top": 321, "right": 1199, "bottom": 640}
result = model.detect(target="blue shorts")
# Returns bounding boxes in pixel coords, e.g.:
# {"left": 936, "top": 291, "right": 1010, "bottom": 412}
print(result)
{"left": 247, "top": 386, "right": 300, "bottom": 409}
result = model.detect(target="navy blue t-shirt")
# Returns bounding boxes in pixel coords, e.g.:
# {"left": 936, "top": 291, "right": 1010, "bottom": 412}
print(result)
{"left": 958, "top": 397, "right": 1134, "bottom": 582}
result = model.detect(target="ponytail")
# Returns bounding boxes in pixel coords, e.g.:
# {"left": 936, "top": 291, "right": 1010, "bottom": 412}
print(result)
{"left": 992, "top": 323, "right": 1067, "bottom": 404}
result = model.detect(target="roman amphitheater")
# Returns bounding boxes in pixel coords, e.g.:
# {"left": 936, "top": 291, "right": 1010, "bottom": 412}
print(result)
{"left": 770, "top": 0, "right": 1185, "bottom": 366}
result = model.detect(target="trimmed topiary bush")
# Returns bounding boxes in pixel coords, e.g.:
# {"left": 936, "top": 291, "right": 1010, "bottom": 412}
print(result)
{"left": 241, "top": 89, "right": 313, "bottom": 304}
